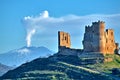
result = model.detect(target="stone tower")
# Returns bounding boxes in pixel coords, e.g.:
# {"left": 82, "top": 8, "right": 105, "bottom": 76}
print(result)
{"left": 83, "top": 21, "right": 118, "bottom": 54}
{"left": 99, "top": 21, "right": 106, "bottom": 53}
{"left": 58, "top": 31, "right": 71, "bottom": 51}
{"left": 105, "top": 29, "right": 116, "bottom": 54}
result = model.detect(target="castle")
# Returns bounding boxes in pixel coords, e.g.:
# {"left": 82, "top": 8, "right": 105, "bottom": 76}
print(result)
{"left": 83, "top": 21, "right": 119, "bottom": 54}
{"left": 58, "top": 31, "right": 71, "bottom": 49}
{"left": 58, "top": 21, "right": 119, "bottom": 55}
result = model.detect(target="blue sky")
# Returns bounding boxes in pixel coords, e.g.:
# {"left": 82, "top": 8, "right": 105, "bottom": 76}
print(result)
{"left": 0, "top": 0, "right": 120, "bottom": 53}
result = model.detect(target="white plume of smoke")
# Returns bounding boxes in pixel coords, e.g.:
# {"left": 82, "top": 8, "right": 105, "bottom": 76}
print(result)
{"left": 26, "top": 29, "right": 36, "bottom": 47}
{"left": 23, "top": 10, "right": 120, "bottom": 49}
{"left": 24, "top": 10, "right": 49, "bottom": 47}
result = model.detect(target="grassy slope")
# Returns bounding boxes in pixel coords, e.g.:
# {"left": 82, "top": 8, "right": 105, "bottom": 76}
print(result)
{"left": 86, "top": 54, "right": 120, "bottom": 74}
{"left": 0, "top": 54, "right": 114, "bottom": 80}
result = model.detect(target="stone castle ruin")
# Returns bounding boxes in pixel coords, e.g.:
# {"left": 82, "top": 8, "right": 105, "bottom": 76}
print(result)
{"left": 58, "top": 31, "right": 82, "bottom": 55}
{"left": 58, "top": 21, "right": 119, "bottom": 56}
{"left": 58, "top": 31, "right": 71, "bottom": 49}
{"left": 83, "top": 21, "right": 119, "bottom": 54}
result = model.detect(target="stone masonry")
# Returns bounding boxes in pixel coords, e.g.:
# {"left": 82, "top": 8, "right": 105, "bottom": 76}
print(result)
{"left": 58, "top": 31, "right": 71, "bottom": 50}
{"left": 82, "top": 21, "right": 119, "bottom": 54}
{"left": 58, "top": 21, "right": 119, "bottom": 63}
{"left": 58, "top": 30, "right": 104, "bottom": 63}
{"left": 58, "top": 21, "right": 119, "bottom": 55}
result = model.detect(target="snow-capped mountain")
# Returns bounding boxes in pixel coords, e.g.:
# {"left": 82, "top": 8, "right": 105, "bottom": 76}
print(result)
{"left": 0, "top": 46, "right": 54, "bottom": 67}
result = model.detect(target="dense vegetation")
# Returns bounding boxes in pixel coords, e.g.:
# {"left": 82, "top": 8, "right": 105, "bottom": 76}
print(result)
{"left": 86, "top": 54, "right": 120, "bottom": 73}
{"left": 85, "top": 54, "right": 120, "bottom": 79}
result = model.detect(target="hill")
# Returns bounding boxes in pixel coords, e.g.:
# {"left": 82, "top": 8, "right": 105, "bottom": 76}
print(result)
{"left": 86, "top": 54, "right": 120, "bottom": 73}
{"left": 0, "top": 46, "right": 54, "bottom": 67}
{"left": 0, "top": 63, "right": 13, "bottom": 76}
{"left": 0, "top": 54, "right": 114, "bottom": 80}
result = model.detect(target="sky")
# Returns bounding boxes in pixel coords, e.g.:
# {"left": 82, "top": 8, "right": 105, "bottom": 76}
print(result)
{"left": 0, "top": 0, "right": 120, "bottom": 53}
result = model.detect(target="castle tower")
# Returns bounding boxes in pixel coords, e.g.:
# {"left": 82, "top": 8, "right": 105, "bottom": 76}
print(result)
{"left": 82, "top": 26, "right": 93, "bottom": 52}
{"left": 98, "top": 21, "right": 106, "bottom": 53}
{"left": 83, "top": 21, "right": 106, "bottom": 53}
{"left": 105, "top": 29, "right": 116, "bottom": 54}
{"left": 58, "top": 31, "right": 71, "bottom": 51}
{"left": 83, "top": 21, "right": 118, "bottom": 54}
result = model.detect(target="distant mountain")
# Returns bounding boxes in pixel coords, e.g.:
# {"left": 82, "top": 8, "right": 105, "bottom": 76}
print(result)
{"left": 0, "top": 63, "right": 13, "bottom": 76}
{"left": 0, "top": 54, "right": 114, "bottom": 80}
{"left": 0, "top": 46, "right": 54, "bottom": 67}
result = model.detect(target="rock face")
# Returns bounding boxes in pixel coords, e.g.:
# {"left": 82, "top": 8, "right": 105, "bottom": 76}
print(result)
{"left": 83, "top": 21, "right": 119, "bottom": 54}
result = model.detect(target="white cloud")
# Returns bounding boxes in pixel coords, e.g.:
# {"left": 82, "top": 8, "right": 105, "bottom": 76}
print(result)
{"left": 40, "top": 10, "right": 49, "bottom": 18}
{"left": 24, "top": 16, "right": 31, "bottom": 20}
{"left": 23, "top": 10, "right": 120, "bottom": 51}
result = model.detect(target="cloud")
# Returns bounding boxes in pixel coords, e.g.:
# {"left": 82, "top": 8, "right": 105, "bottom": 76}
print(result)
{"left": 40, "top": 10, "right": 49, "bottom": 18}
{"left": 23, "top": 10, "right": 120, "bottom": 51}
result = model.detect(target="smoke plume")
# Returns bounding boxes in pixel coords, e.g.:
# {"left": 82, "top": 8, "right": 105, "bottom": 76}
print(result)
{"left": 23, "top": 10, "right": 49, "bottom": 47}
{"left": 26, "top": 29, "right": 36, "bottom": 47}
{"left": 23, "top": 10, "right": 120, "bottom": 49}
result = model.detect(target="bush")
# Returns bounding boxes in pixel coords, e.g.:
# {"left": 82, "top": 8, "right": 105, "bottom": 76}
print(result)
{"left": 112, "top": 68, "right": 120, "bottom": 75}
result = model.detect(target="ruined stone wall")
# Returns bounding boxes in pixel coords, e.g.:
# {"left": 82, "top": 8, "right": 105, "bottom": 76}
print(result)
{"left": 83, "top": 21, "right": 118, "bottom": 54}
{"left": 82, "top": 26, "right": 93, "bottom": 51}
{"left": 58, "top": 46, "right": 82, "bottom": 56}
{"left": 82, "top": 21, "right": 102, "bottom": 52}
{"left": 105, "top": 29, "right": 116, "bottom": 54}
{"left": 99, "top": 21, "right": 106, "bottom": 53}
{"left": 58, "top": 21, "right": 118, "bottom": 55}
{"left": 58, "top": 31, "right": 71, "bottom": 51}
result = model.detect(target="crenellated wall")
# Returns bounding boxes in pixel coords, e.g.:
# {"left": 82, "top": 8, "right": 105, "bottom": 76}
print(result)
{"left": 58, "top": 21, "right": 119, "bottom": 55}
{"left": 83, "top": 21, "right": 118, "bottom": 54}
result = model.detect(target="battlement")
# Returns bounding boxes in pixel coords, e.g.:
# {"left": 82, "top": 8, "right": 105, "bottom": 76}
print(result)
{"left": 85, "top": 26, "right": 92, "bottom": 32}
{"left": 92, "top": 20, "right": 105, "bottom": 25}
{"left": 83, "top": 20, "right": 118, "bottom": 54}
{"left": 57, "top": 21, "right": 119, "bottom": 63}
{"left": 106, "top": 29, "right": 114, "bottom": 35}
{"left": 58, "top": 21, "right": 119, "bottom": 55}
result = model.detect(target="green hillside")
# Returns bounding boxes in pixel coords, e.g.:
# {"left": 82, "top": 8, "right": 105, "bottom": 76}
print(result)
{"left": 1, "top": 54, "right": 116, "bottom": 80}
{"left": 86, "top": 54, "right": 120, "bottom": 73}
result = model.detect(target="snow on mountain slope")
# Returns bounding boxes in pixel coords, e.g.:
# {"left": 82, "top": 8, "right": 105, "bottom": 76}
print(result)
{"left": 0, "top": 46, "right": 54, "bottom": 67}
